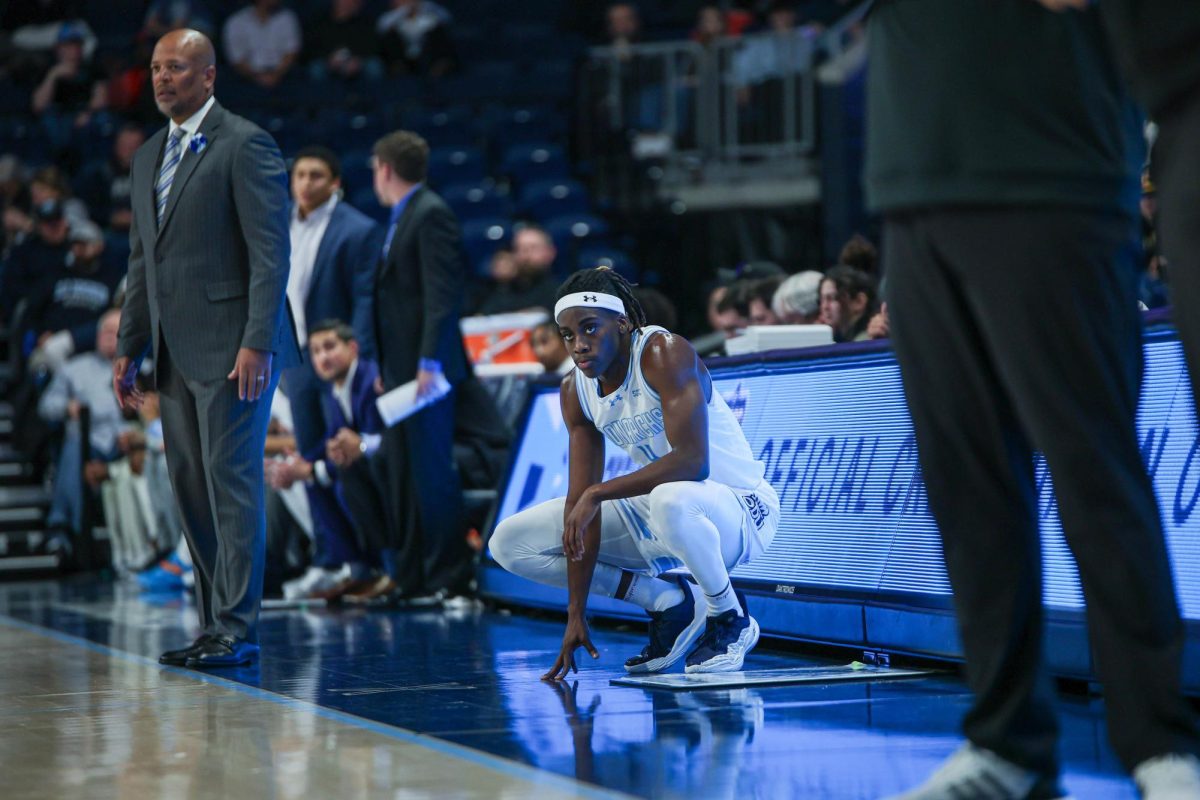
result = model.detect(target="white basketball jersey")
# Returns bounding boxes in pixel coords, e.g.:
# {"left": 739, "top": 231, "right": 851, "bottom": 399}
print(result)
{"left": 574, "top": 326, "right": 765, "bottom": 490}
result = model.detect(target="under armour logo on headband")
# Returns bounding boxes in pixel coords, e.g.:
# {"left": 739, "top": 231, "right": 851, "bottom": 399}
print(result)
{"left": 554, "top": 291, "right": 627, "bottom": 323}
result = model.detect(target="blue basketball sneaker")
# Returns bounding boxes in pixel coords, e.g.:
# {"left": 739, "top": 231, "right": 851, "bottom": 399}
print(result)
{"left": 684, "top": 591, "right": 760, "bottom": 673}
{"left": 624, "top": 577, "right": 708, "bottom": 673}
{"left": 137, "top": 552, "right": 192, "bottom": 593}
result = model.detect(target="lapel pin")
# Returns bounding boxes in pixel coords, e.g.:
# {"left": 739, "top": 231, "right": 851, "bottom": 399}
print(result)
{"left": 189, "top": 133, "right": 208, "bottom": 154}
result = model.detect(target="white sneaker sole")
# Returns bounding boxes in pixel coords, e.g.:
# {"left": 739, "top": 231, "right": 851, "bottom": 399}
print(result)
{"left": 625, "top": 588, "right": 709, "bottom": 674}
{"left": 684, "top": 615, "right": 760, "bottom": 674}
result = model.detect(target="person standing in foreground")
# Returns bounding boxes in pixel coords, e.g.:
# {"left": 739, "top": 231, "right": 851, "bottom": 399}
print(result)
{"left": 113, "top": 29, "right": 299, "bottom": 669}
{"left": 1101, "top": 1, "right": 1200, "bottom": 415}
{"left": 866, "top": 3, "right": 1200, "bottom": 798}
{"left": 489, "top": 267, "right": 779, "bottom": 680}
{"left": 367, "top": 130, "right": 473, "bottom": 602}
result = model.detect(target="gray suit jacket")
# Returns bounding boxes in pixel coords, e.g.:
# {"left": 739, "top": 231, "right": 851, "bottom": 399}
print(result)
{"left": 118, "top": 100, "right": 300, "bottom": 382}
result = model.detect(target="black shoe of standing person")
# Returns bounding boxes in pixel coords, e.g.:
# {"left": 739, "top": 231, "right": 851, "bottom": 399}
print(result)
{"left": 184, "top": 635, "right": 260, "bottom": 668}
{"left": 159, "top": 634, "right": 214, "bottom": 666}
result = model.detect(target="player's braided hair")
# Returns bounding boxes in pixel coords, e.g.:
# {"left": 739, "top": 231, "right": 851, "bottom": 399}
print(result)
{"left": 556, "top": 267, "right": 647, "bottom": 329}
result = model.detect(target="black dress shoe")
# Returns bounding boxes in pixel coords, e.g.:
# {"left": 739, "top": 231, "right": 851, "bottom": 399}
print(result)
{"left": 184, "top": 635, "right": 260, "bottom": 668}
{"left": 159, "top": 634, "right": 214, "bottom": 666}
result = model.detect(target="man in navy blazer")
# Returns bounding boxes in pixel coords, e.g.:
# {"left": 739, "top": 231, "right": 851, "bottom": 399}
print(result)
{"left": 284, "top": 146, "right": 383, "bottom": 456}
{"left": 280, "top": 147, "right": 383, "bottom": 591}
{"left": 267, "top": 319, "right": 385, "bottom": 597}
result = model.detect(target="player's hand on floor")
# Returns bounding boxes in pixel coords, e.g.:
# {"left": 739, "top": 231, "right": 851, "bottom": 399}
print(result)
{"left": 543, "top": 617, "right": 598, "bottom": 681}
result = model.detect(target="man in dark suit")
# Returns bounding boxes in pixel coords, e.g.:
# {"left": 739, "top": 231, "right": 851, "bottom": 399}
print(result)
{"left": 113, "top": 29, "right": 299, "bottom": 668}
{"left": 281, "top": 146, "right": 383, "bottom": 594}
{"left": 367, "top": 130, "right": 472, "bottom": 602}
{"left": 267, "top": 319, "right": 386, "bottom": 599}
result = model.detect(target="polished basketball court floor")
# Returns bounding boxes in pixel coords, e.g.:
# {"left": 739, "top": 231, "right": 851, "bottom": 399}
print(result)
{"left": 0, "top": 579, "right": 1142, "bottom": 799}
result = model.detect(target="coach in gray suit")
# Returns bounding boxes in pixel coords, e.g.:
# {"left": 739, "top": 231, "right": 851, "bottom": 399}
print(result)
{"left": 113, "top": 29, "right": 299, "bottom": 668}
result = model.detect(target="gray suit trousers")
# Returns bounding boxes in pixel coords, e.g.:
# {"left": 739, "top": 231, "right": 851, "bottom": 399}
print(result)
{"left": 157, "top": 339, "right": 277, "bottom": 643}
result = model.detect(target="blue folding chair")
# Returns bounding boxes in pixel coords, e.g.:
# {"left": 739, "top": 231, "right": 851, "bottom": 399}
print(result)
{"left": 518, "top": 178, "right": 590, "bottom": 221}
{"left": 500, "top": 143, "right": 569, "bottom": 186}
{"left": 441, "top": 182, "right": 513, "bottom": 221}
{"left": 460, "top": 217, "right": 513, "bottom": 272}
{"left": 427, "top": 146, "right": 488, "bottom": 187}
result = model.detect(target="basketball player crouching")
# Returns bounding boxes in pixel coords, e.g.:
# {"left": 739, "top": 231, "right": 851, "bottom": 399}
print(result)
{"left": 489, "top": 267, "right": 780, "bottom": 680}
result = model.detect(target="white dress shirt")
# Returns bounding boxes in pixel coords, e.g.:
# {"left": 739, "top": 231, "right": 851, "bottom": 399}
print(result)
{"left": 168, "top": 94, "right": 216, "bottom": 142}
{"left": 287, "top": 193, "right": 338, "bottom": 343}
{"left": 222, "top": 6, "right": 301, "bottom": 73}
{"left": 313, "top": 359, "right": 381, "bottom": 487}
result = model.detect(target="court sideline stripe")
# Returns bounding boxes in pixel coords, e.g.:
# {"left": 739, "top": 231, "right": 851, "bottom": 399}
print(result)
{"left": 0, "top": 612, "right": 629, "bottom": 800}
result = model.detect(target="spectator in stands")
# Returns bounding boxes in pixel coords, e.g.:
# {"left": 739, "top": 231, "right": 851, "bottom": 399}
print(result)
{"left": 267, "top": 321, "right": 384, "bottom": 601}
{"left": 77, "top": 123, "right": 143, "bottom": 234}
{"left": 707, "top": 284, "right": 746, "bottom": 339}
{"left": 141, "top": 0, "right": 215, "bottom": 40}
{"left": 606, "top": 3, "right": 642, "bottom": 57}
{"left": 29, "top": 166, "right": 90, "bottom": 225}
{"left": 223, "top": 0, "right": 302, "bottom": 89}
{"left": 1, "top": 156, "right": 32, "bottom": 256}
{"left": 771, "top": 270, "right": 823, "bottom": 324}
{"left": 473, "top": 224, "right": 559, "bottom": 317}
{"left": 376, "top": 0, "right": 457, "bottom": 77}
{"left": 745, "top": 276, "right": 782, "bottom": 325}
{"left": 466, "top": 247, "right": 515, "bottom": 314}
{"left": 865, "top": 302, "right": 889, "bottom": 340}
{"left": 2, "top": 4, "right": 95, "bottom": 63}
{"left": 733, "top": 1, "right": 818, "bottom": 92}
{"left": 691, "top": 5, "right": 728, "bottom": 47}
{"left": 531, "top": 320, "right": 571, "bottom": 374}
{"left": 1, "top": 199, "right": 68, "bottom": 327}
{"left": 37, "top": 309, "right": 129, "bottom": 558}
{"left": 838, "top": 232, "right": 878, "bottom": 275}
{"left": 819, "top": 264, "right": 876, "bottom": 343}
{"left": 18, "top": 216, "right": 124, "bottom": 372}
{"left": 31, "top": 23, "right": 109, "bottom": 152}
{"left": 307, "top": 0, "right": 383, "bottom": 82}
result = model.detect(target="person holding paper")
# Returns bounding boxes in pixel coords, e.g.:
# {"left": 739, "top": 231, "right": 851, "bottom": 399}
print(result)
{"left": 366, "top": 129, "right": 473, "bottom": 604}
{"left": 489, "top": 267, "right": 780, "bottom": 680}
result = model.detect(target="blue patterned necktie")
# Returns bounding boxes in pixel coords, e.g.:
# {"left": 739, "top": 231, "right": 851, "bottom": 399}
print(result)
{"left": 155, "top": 128, "right": 185, "bottom": 226}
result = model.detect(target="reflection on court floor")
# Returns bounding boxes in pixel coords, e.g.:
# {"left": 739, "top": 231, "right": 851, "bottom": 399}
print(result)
{"left": 0, "top": 579, "right": 1138, "bottom": 799}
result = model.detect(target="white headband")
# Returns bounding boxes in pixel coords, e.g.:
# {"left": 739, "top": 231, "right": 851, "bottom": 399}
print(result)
{"left": 554, "top": 291, "right": 627, "bottom": 324}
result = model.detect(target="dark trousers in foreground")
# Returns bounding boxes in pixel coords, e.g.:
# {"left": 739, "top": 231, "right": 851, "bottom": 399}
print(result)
{"left": 340, "top": 388, "right": 469, "bottom": 595}
{"left": 157, "top": 341, "right": 278, "bottom": 643}
{"left": 1154, "top": 87, "right": 1200, "bottom": 410}
{"left": 884, "top": 206, "right": 1199, "bottom": 776}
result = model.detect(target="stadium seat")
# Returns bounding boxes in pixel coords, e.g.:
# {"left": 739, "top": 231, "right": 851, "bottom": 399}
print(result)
{"left": 460, "top": 217, "right": 513, "bottom": 273}
{"left": 512, "top": 61, "right": 575, "bottom": 104}
{"left": 500, "top": 143, "right": 569, "bottom": 186}
{"left": 517, "top": 178, "right": 590, "bottom": 220}
{"left": 441, "top": 183, "right": 513, "bottom": 221}
{"left": 543, "top": 212, "right": 611, "bottom": 256}
{"left": 404, "top": 106, "right": 476, "bottom": 148}
{"left": 576, "top": 246, "right": 637, "bottom": 280}
{"left": 427, "top": 146, "right": 487, "bottom": 187}
{"left": 484, "top": 106, "right": 568, "bottom": 155}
